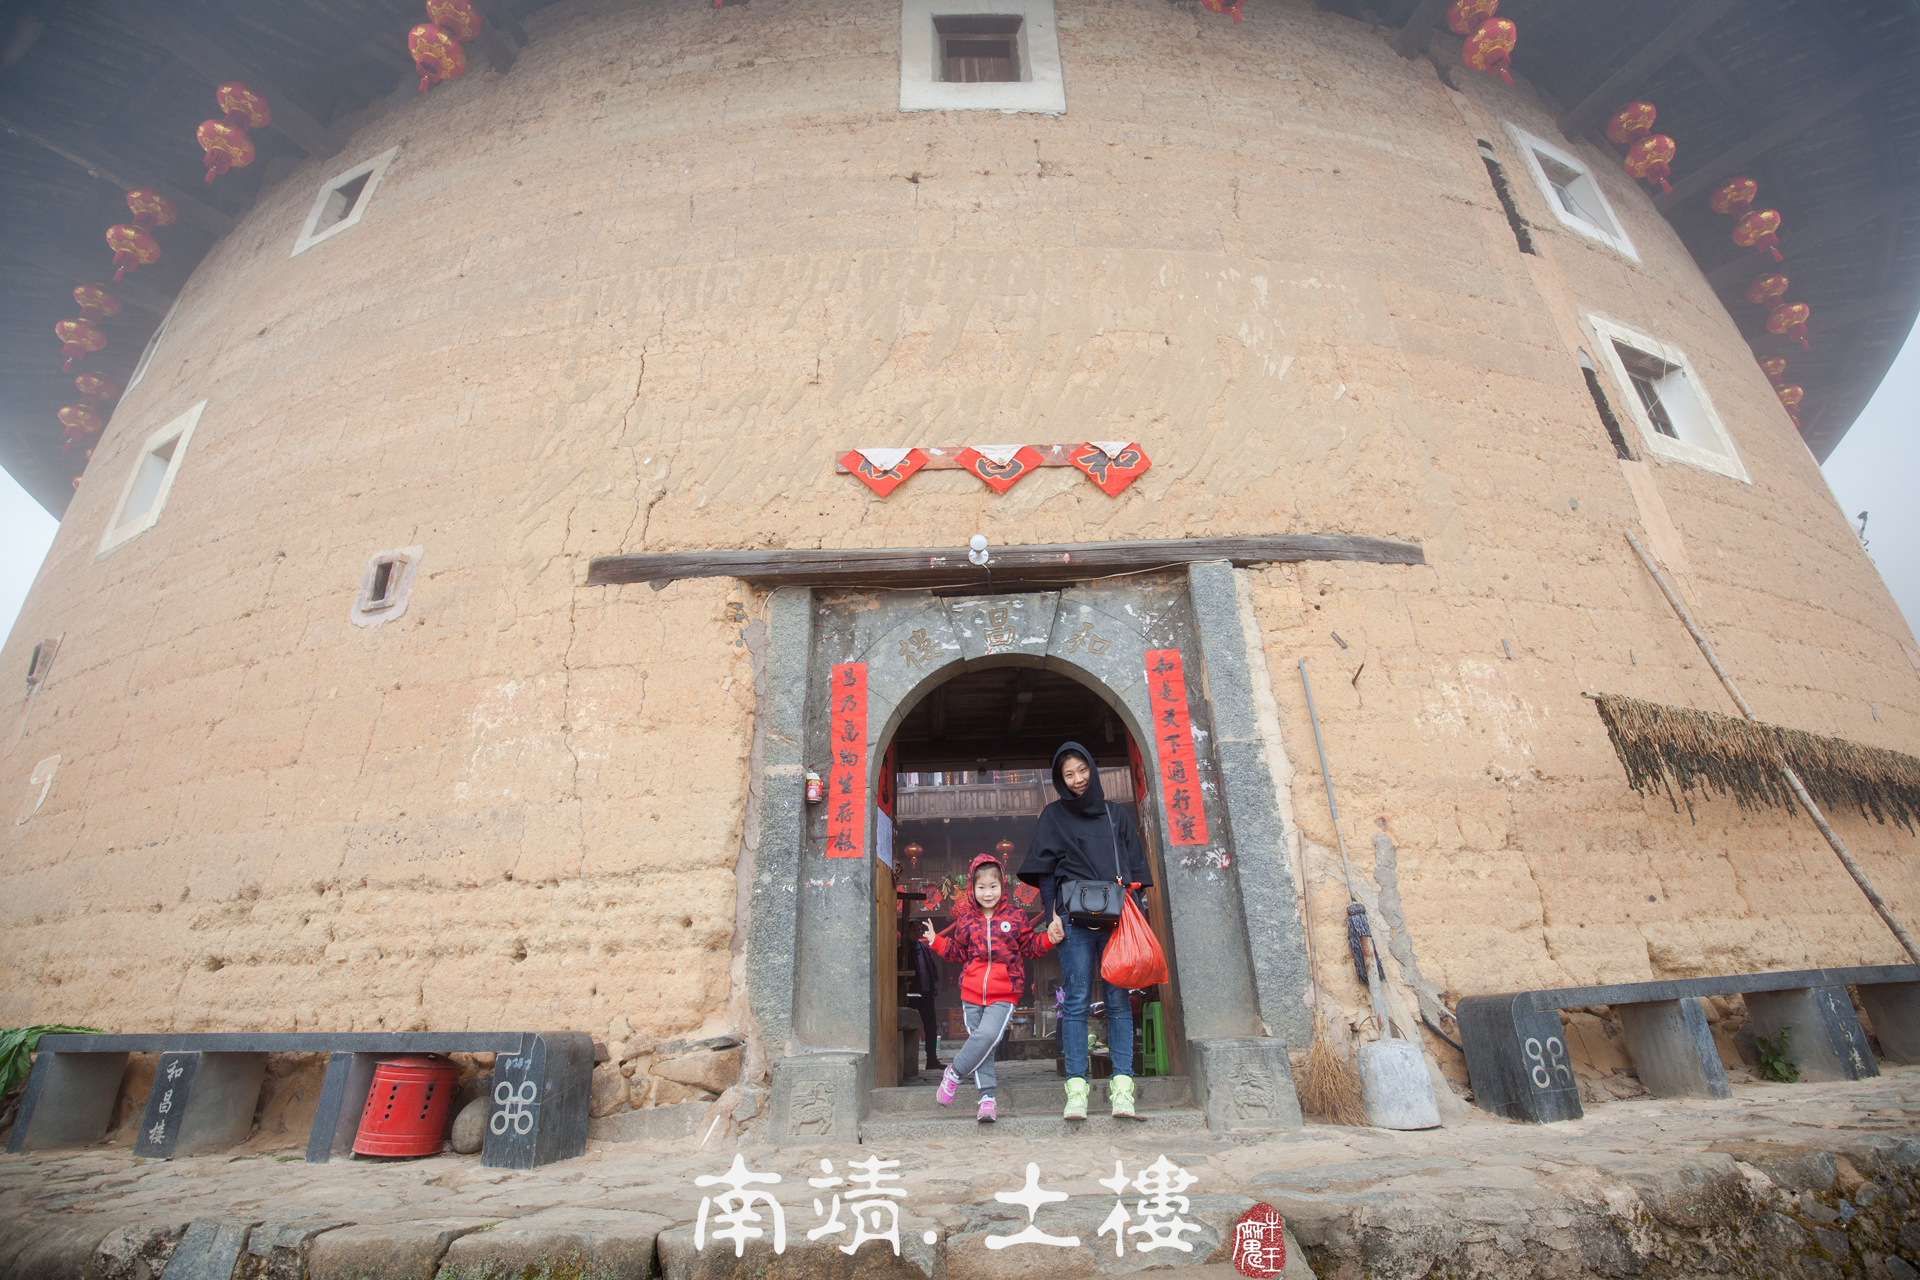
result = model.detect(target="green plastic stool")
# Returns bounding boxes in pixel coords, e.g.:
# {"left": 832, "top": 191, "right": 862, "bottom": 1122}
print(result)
{"left": 1141, "top": 1001, "right": 1169, "bottom": 1077}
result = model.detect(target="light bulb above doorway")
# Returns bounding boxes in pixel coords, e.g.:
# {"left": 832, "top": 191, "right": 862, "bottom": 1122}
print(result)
{"left": 968, "top": 534, "right": 991, "bottom": 566}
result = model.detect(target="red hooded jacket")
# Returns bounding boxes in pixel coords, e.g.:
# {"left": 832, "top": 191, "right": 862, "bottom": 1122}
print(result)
{"left": 928, "top": 854, "right": 1054, "bottom": 1005}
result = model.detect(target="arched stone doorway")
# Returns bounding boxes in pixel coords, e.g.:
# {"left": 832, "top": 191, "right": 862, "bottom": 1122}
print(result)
{"left": 874, "top": 660, "right": 1184, "bottom": 1090}
{"left": 749, "top": 564, "right": 1311, "bottom": 1140}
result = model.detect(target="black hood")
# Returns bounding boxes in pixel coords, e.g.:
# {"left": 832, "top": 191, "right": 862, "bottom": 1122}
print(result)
{"left": 1050, "top": 741, "right": 1106, "bottom": 817}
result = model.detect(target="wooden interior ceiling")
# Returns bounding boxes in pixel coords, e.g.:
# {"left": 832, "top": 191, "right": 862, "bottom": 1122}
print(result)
{"left": 889, "top": 665, "right": 1132, "bottom": 770}
{"left": 1, "top": 0, "right": 1914, "bottom": 518}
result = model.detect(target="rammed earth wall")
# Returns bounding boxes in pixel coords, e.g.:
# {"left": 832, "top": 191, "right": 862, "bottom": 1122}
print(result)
{"left": 0, "top": 0, "right": 1914, "bottom": 1066}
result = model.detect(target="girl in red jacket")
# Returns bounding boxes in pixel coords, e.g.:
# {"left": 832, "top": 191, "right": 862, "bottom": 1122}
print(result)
{"left": 920, "top": 852, "right": 1058, "bottom": 1122}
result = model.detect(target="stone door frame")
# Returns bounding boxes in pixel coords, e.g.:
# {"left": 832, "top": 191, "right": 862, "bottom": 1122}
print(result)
{"left": 748, "top": 562, "right": 1311, "bottom": 1139}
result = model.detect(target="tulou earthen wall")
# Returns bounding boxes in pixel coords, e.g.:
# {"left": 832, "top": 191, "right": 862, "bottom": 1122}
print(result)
{"left": 1, "top": 0, "right": 1915, "bottom": 1076}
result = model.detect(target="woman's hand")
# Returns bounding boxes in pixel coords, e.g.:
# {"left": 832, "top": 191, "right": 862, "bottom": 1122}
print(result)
{"left": 1047, "top": 914, "right": 1065, "bottom": 944}
{"left": 921, "top": 920, "right": 937, "bottom": 944}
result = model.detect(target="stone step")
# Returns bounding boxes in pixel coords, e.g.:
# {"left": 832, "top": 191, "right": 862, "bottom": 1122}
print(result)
{"left": 860, "top": 1106, "right": 1210, "bottom": 1144}
{"left": 869, "top": 1075, "right": 1191, "bottom": 1115}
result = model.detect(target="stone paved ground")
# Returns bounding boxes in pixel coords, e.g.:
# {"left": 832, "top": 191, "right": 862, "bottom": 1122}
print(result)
{"left": 3, "top": 1069, "right": 1919, "bottom": 1279}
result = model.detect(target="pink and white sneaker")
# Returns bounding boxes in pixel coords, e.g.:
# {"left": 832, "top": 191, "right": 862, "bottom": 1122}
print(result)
{"left": 936, "top": 1066, "right": 961, "bottom": 1107}
{"left": 977, "top": 1096, "right": 997, "bottom": 1123}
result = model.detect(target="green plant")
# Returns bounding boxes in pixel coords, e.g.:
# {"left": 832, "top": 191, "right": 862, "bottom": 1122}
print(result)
{"left": 0, "top": 1026, "right": 102, "bottom": 1101}
{"left": 1755, "top": 1026, "right": 1800, "bottom": 1083}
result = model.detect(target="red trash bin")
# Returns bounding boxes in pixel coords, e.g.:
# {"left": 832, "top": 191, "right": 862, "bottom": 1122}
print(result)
{"left": 353, "top": 1055, "right": 461, "bottom": 1157}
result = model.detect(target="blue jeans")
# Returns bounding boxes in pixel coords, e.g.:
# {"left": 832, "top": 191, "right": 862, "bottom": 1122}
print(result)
{"left": 1059, "top": 921, "right": 1134, "bottom": 1079}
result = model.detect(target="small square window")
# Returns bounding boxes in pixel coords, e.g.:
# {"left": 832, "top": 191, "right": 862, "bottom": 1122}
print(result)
{"left": 351, "top": 546, "right": 424, "bottom": 628}
{"left": 938, "top": 16, "right": 1020, "bottom": 81}
{"left": 96, "top": 400, "right": 204, "bottom": 558}
{"left": 901, "top": 0, "right": 1064, "bottom": 114}
{"left": 292, "top": 147, "right": 399, "bottom": 257}
{"left": 1505, "top": 125, "right": 1637, "bottom": 260}
{"left": 1586, "top": 315, "right": 1748, "bottom": 483}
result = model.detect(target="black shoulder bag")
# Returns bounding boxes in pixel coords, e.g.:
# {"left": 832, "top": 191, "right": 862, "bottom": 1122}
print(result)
{"left": 1056, "top": 805, "right": 1127, "bottom": 930}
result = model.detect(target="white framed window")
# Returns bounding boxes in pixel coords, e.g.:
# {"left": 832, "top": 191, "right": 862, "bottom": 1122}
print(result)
{"left": 291, "top": 146, "right": 400, "bottom": 257}
{"left": 123, "top": 298, "right": 179, "bottom": 395}
{"left": 1505, "top": 125, "right": 1637, "bottom": 261}
{"left": 1585, "top": 315, "right": 1748, "bottom": 483}
{"left": 900, "top": 0, "right": 1064, "bottom": 115}
{"left": 350, "top": 545, "right": 424, "bottom": 628}
{"left": 97, "top": 400, "right": 205, "bottom": 557}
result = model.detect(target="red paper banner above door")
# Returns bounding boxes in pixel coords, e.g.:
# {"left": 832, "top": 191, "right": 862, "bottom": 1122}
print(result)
{"left": 825, "top": 662, "right": 868, "bottom": 858}
{"left": 1145, "top": 649, "right": 1209, "bottom": 847}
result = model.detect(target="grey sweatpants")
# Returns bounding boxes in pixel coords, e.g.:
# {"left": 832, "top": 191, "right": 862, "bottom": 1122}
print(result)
{"left": 952, "top": 1001, "right": 1015, "bottom": 1096}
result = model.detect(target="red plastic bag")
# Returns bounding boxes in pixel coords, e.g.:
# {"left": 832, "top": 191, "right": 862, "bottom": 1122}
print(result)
{"left": 1101, "top": 882, "right": 1169, "bottom": 988}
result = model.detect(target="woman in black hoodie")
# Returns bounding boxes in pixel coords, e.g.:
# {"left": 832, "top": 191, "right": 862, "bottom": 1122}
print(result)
{"left": 1017, "top": 742, "right": 1154, "bottom": 1121}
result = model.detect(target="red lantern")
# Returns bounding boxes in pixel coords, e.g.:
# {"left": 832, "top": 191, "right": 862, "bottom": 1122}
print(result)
{"left": 1197, "top": 0, "right": 1244, "bottom": 22}
{"left": 426, "top": 0, "right": 485, "bottom": 39}
{"left": 1768, "top": 302, "right": 1810, "bottom": 349}
{"left": 1446, "top": 0, "right": 1498, "bottom": 36}
{"left": 903, "top": 841, "right": 924, "bottom": 871}
{"left": 215, "top": 81, "right": 272, "bottom": 129}
{"left": 1463, "top": 18, "right": 1516, "bottom": 85}
{"left": 73, "top": 283, "right": 121, "bottom": 320}
{"left": 1761, "top": 356, "right": 1788, "bottom": 381}
{"left": 197, "top": 118, "right": 256, "bottom": 182}
{"left": 1606, "top": 101, "right": 1656, "bottom": 144}
{"left": 126, "top": 188, "right": 177, "bottom": 229}
{"left": 994, "top": 837, "right": 1016, "bottom": 860}
{"left": 1775, "top": 384, "right": 1804, "bottom": 412}
{"left": 1745, "top": 274, "right": 1790, "bottom": 308}
{"left": 1734, "top": 209, "right": 1783, "bottom": 262}
{"left": 54, "top": 318, "right": 104, "bottom": 371}
{"left": 1623, "top": 134, "right": 1675, "bottom": 194}
{"left": 409, "top": 23, "right": 466, "bottom": 93}
{"left": 75, "top": 372, "right": 119, "bottom": 407}
{"left": 59, "top": 404, "right": 102, "bottom": 450}
{"left": 105, "top": 224, "right": 161, "bottom": 281}
{"left": 1709, "top": 176, "right": 1757, "bottom": 218}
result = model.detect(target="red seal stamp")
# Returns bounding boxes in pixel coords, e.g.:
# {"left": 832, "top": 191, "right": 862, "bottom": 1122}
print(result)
{"left": 1230, "top": 1201, "right": 1286, "bottom": 1277}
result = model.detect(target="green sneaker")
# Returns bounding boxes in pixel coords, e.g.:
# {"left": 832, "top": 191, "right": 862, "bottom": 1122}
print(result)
{"left": 1063, "top": 1076, "right": 1090, "bottom": 1121}
{"left": 1110, "top": 1074, "right": 1137, "bottom": 1120}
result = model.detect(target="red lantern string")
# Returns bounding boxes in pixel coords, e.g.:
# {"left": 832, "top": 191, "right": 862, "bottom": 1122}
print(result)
{"left": 411, "top": 1, "right": 482, "bottom": 93}
{"left": 1767, "top": 301, "right": 1811, "bottom": 350}
{"left": 54, "top": 318, "right": 105, "bottom": 373}
{"left": 58, "top": 404, "right": 103, "bottom": 451}
{"left": 1446, "top": 0, "right": 1498, "bottom": 35}
{"left": 1709, "top": 176, "right": 1757, "bottom": 218}
{"left": 1733, "top": 208, "right": 1784, "bottom": 262}
{"left": 198, "top": 83, "right": 270, "bottom": 183}
{"left": 1463, "top": 17, "right": 1516, "bottom": 85}
{"left": 105, "top": 188, "right": 175, "bottom": 282}
{"left": 1606, "top": 101, "right": 1657, "bottom": 145}
{"left": 1745, "top": 273, "right": 1790, "bottom": 309}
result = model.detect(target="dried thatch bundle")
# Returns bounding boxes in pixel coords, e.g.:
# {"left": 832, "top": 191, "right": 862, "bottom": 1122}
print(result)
{"left": 1592, "top": 693, "right": 1920, "bottom": 831}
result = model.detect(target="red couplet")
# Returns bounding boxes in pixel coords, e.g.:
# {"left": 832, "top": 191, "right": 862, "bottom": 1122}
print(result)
{"left": 353, "top": 1055, "right": 461, "bottom": 1157}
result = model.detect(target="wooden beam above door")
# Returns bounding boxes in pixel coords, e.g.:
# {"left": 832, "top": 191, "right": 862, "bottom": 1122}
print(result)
{"left": 586, "top": 534, "right": 1427, "bottom": 591}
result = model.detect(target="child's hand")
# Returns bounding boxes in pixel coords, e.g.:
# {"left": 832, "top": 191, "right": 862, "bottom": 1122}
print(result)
{"left": 921, "top": 920, "right": 937, "bottom": 943}
{"left": 1047, "top": 915, "right": 1065, "bottom": 944}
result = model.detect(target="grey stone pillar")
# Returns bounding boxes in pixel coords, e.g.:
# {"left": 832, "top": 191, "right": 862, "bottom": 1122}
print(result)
{"left": 306, "top": 1051, "right": 378, "bottom": 1162}
{"left": 1184, "top": 561, "right": 1313, "bottom": 1053}
{"left": 1744, "top": 986, "right": 1879, "bottom": 1082}
{"left": 1858, "top": 981, "right": 1920, "bottom": 1063}
{"left": 134, "top": 1052, "right": 268, "bottom": 1158}
{"left": 5, "top": 1050, "right": 127, "bottom": 1152}
{"left": 745, "top": 588, "right": 813, "bottom": 1061}
{"left": 1618, "top": 999, "right": 1730, "bottom": 1099}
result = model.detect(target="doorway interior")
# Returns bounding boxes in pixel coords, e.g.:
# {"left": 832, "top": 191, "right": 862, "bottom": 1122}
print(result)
{"left": 874, "top": 663, "right": 1184, "bottom": 1088}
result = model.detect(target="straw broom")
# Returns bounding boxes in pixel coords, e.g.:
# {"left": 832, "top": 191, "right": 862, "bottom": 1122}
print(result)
{"left": 1293, "top": 659, "right": 1366, "bottom": 1126}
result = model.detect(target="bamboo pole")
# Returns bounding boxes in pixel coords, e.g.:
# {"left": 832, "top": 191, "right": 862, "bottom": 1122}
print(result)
{"left": 1624, "top": 530, "right": 1920, "bottom": 965}
{"left": 1299, "top": 659, "right": 1396, "bottom": 1039}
